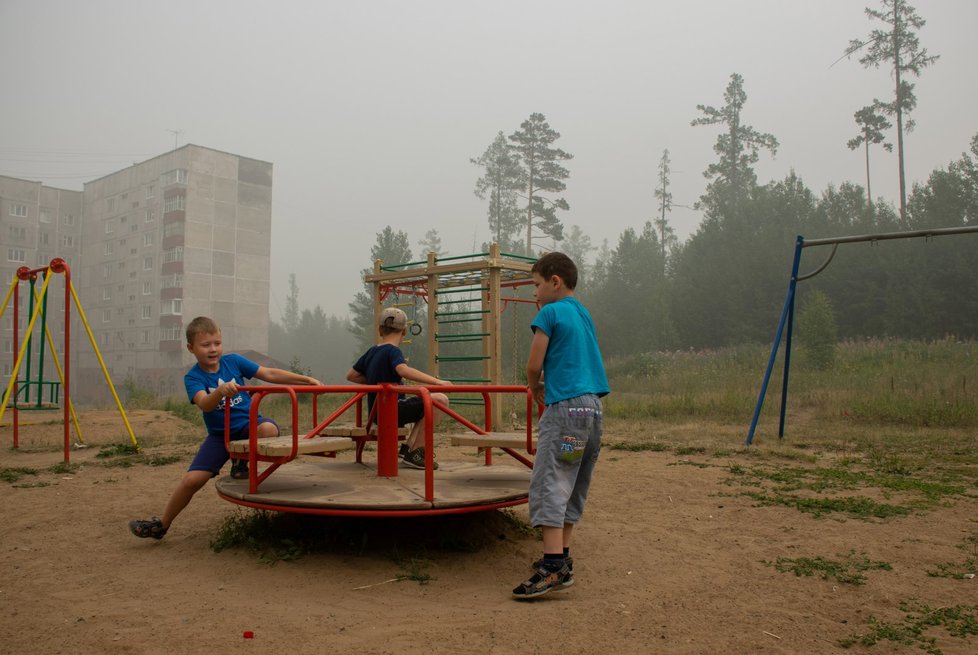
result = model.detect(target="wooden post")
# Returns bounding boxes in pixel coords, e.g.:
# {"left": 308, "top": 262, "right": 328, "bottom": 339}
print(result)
{"left": 426, "top": 251, "right": 439, "bottom": 376}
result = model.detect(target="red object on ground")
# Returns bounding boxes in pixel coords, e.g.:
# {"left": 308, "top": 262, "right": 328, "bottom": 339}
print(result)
{"left": 243, "top": 631, "right": 254, "bottom": 639}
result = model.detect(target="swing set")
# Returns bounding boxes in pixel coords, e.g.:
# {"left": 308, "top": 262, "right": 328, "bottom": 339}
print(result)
{"left": 0, "top": 258, "right": 138, "bottom": 461}
{"left": 747, "top": 225, "right": 978, "bottom": 445}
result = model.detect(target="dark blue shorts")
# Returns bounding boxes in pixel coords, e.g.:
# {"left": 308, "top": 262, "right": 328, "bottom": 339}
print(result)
{"left": 397, "top": 397, "right": 426, "bottom": 427}
{"left": 188, "top": 416, "right": 278, "bottom": 476}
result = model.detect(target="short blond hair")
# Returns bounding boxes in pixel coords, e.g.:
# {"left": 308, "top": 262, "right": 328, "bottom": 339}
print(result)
{"left": 186, "top": 316, "right": 220, "bottom": 345}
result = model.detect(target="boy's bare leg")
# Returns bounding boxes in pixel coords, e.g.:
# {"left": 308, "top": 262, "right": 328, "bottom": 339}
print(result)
{"left": 562, "top": 523, "right": 574, "bottom": 549}
{"left": 257, "top": 421, "right": 279, "bottom": 439}
{"left": 160, "top": 469, "right": 213, "bottom": 529}
{"left": 405, "top": 393, "right": 449, "bottom": 451}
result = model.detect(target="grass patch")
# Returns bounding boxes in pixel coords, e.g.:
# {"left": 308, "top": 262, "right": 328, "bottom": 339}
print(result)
{"left": 741, "top": 490, "right": 912, "bottom": 519}
{"left": 840, "top": 599, "right": 978, "bottom": 653}
{"left": 606, "top": 441, "right": 670, "bottom": 452}
{"left": 674, "top": 446, "right": 707, "bottom": 456}
{"left": 391, "top": 554, "right": 434, "bottom": 585}
{"left": 47, "top": 461, "right": 79, "bottom": 475}
{"left": 1, "top": 467, "right": 38, "bottom": 483}
{"left": 765, "top": 551, "right": 891, "bottom": 585}
{"left": 927, "top": 534, "right": 978, "bottom": 580}
{"left": 96, "top": 444, "right": 140, "bottom": 459}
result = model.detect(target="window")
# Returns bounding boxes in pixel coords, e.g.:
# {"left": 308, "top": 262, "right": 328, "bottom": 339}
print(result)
{"left": 102, "top": 287, "right": 112, "bottom": 301}
{"left": 163, "top": 221, "right": 185, "bottom": 238}
{"left": 143, "top": 232, "right": 154, "bottom": 247}
{"left": 144, "top": 209, "right": 155, "bottom": 223}
{"left": 140, "top": 329, "right": 150, "bottom": 344}
{"left": 162, "top": 246, "right": 184, "bottom": 263}
{"left": 143, "top": 256, "right": 153, "bottom": 271}
{"left": 101, "top": 309, "right": 111, "bottom": 323}
{"left": 107, "top": 197, "right": 116, "bottom": 214}
{"left": 62, "top": 213, "right": 75, "bottom": 226}
{"left": 7, "top": 249, "right": 25, "bottom": 263}
{"left": 142, "top": 280, "right": 152, "bottom": 295}
{"left": 163, "top": 194, "right": 186, "bottom": 213}
{"left": 8, "top": 226, "right": 27, "bottom": 240}
{"left": 62, "top": 235, "right": 74, "bottom": 248}
{"left": 161, "top": 273, "right": 183, "bottom": 289}
{"left": 103, "top": 242, "right": 113, "bottom": 256}
{"left": 141, "top": 305, "right": 152, "bottom": 320}
{"left": 161, "top": 326, "right": 182, "bottom": 341}
{"left": 160, "top": 298, "right": 182, "bottom": 316}
{"left": 145, "top": 185, "right": 155, "bottom": 199}
{"left": 40, "top": 209, "right": 52, "bottom": 223}
{"left": 102, "top": 264, "right": 111, "bottom": 279}
{"left": 161, "top": 169, "right": 188, "bottom": 186}
{"left": 2, "top": 340, "right": 10, "bottom": 353}
{"left": 9, "top": 203, "right": 28, "bottom": 218}
{"left": 104, "top": 220, "right": 114, "bottom": 234}
{"left": 100, "top": 332, "right": 109, "bottom": 347}
{"left": 39, "top": 232, "right": 49, "bottom": 245}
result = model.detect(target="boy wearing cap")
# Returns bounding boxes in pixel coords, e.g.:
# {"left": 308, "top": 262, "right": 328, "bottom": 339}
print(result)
{"left": 511, "top": 252, "right": 609, "bottom": 599}
{"left": 346, "top": 307, "right": 451, "bottom": 469}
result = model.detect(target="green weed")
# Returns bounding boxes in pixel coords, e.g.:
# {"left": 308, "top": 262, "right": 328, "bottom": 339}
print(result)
{"left": 606, "top": 441, "right": 670, "bottom": 452}
{"left": 1, "top": 467, "right": 38, "bottom": 483}
{"left": 765, "top": 551, "right": 891, "bottom": 585}
{"left": 927, "top": 534, "right": 978, "bottom": 579}
{"left": 96, "top": 444, "right": 140, "bottom": 459}
{"left": 741, "top": 490, "right": 911, "bottom": 519}
{"left": 47, "top": 461, "right": 78, "bottom": 475}
{"left": 840, "top": 599, "right": 978, "bottom": 654}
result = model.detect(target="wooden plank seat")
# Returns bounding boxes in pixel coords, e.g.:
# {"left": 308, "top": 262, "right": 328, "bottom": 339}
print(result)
{"left": 451, "top": 432, "right": 537, "bottom": 449}
{"left": 227, "top": 435, "right": 356, "bottom": 457}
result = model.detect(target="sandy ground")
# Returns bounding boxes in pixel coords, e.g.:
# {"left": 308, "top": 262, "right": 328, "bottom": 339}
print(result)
{"left": 1, "top": 409, "right": 977, "bottom": 655}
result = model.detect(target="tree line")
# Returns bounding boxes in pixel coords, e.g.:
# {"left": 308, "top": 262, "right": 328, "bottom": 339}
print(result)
{"left": 272, "top": 0, "right": 976, "bottom": 375}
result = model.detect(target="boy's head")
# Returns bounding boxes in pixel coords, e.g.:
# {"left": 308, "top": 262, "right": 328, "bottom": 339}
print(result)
{"left": 531, "top": 252, "right": 578, "bottom": 290}
{"left": 186, "top": 316, "right": 223, "bottom": 367}
{"left": 186, "top": 316, "right": 220, "bottom": 346}
{"left": 378, "top": 307, "right": 408, "bottom": 337}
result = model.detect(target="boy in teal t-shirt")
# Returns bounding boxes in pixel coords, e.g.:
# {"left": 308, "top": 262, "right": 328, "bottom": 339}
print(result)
{"left": 512, "top": 252, "right": 609, "bottom": 599}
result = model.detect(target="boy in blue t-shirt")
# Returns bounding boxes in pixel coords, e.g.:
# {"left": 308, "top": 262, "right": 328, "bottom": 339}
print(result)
{"left": 512, "top": 252, "right": 609, "bottom": 599}
{"left": 129, "top": 316, "right": 320, "bottom": 539}
{"left": 347, "top": 307, "right": 451, "bottom": 470}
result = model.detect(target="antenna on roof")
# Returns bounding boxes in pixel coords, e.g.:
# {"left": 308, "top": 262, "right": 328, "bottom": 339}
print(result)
{"left": 165, "top": 129, "right": 185, "bottom": 149}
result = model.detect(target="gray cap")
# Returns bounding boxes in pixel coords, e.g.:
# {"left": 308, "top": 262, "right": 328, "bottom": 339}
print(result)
{"left": 379, "top": 307, "right": 407, "bottom": 331}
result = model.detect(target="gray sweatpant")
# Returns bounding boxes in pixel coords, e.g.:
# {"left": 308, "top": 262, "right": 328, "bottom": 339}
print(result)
{"left": 528, "top": 394, "right": 603, "bottom": 528}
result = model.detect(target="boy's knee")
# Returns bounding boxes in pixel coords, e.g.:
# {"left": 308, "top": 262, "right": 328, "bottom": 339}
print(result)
{"left": 181, "top": 470, "right": 211, "bottom": 493}
{"left": 258, "top": 421, "right": 279, "bottom": 438}
{"left": 434, "top": 393, "right": 449, "bottom": 406}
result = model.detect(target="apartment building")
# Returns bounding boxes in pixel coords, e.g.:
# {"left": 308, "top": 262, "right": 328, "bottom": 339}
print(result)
{"left": 1, "top": 144, "right": 272, "bottom": 403}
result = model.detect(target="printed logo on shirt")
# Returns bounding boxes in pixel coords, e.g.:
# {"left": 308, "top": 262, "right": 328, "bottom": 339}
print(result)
{"left": 568, "top": 406, "right": 601, "bottom": 418}
{"left": 208, "top": 377, "right": 244, "bottom": 411}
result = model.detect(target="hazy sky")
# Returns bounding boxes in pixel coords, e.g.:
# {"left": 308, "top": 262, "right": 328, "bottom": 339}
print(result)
{"left": 2, "top": 0, "right": 975, "bottom": 320}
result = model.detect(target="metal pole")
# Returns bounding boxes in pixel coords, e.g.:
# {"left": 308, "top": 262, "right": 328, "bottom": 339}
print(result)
{"left": 746, "top": 236, "right": 804, "bottom": 445}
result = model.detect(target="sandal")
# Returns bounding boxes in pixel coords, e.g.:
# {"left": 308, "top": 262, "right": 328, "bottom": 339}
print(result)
{"left": 129, "top": 517, "right": 167, "bottom": 540}
{"left": 230, "top": 459, "right": 248, "bottom": 480}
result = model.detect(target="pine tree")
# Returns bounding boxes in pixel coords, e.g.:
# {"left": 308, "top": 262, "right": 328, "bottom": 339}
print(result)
{"left": 508, "top": 113, "right": 573, "bottom": 254}
{"left": 845, "top": 0, "right": 939, "bottom": 223}
{"left": 847, "top": 103, "right": 893, "bottom": 214}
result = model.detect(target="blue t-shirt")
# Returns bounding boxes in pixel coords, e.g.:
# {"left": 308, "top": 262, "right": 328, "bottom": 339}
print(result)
{"left": 184, "top": 353, "right": 260, "bottom": 436}
{"left": 531, "top": 297, "right": 609, "bottom": 405}
{"left": 352, "top": 343, "right": 407, "bottom": 411}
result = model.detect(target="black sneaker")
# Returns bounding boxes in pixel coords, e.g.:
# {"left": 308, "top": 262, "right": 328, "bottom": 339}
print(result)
{"left": 230, "top": 458, "right": 248, "bottom": 480}
{"left": 399, "top": 443, "right": 409, "bottom": 458}
{"left": 402, "top": 447, "right": 438, "bottom": 470}
{"left": 129, "top": 517, "right": 167, "bottom": 540}
{"left": 512, "top": 562, "right": 573, "bottom": 599}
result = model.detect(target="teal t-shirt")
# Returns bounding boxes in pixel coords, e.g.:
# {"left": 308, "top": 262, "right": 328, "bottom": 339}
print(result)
{"left": 530, "top": 297, "right": 609, "bottom": 405}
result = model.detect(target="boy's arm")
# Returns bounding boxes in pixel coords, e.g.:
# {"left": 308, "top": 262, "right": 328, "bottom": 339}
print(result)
{"left": 254, "top": 367, "right": 321, "bottom": 386}
{"left": 346, "top": 368, "right": 367, "bottom": 384}
{"left": 191, "top": 383, "right": 239, "bottom": 413}
{"left": 394, "top": 363, "right": 451, "bottom": 386}
{"left": 526, "top": 330, "right": 549, "bottom": 406}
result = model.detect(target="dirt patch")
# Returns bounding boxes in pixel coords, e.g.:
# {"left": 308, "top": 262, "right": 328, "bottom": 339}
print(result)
{"left": 1, "top": 411, "right": 977, "bottom": 654}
